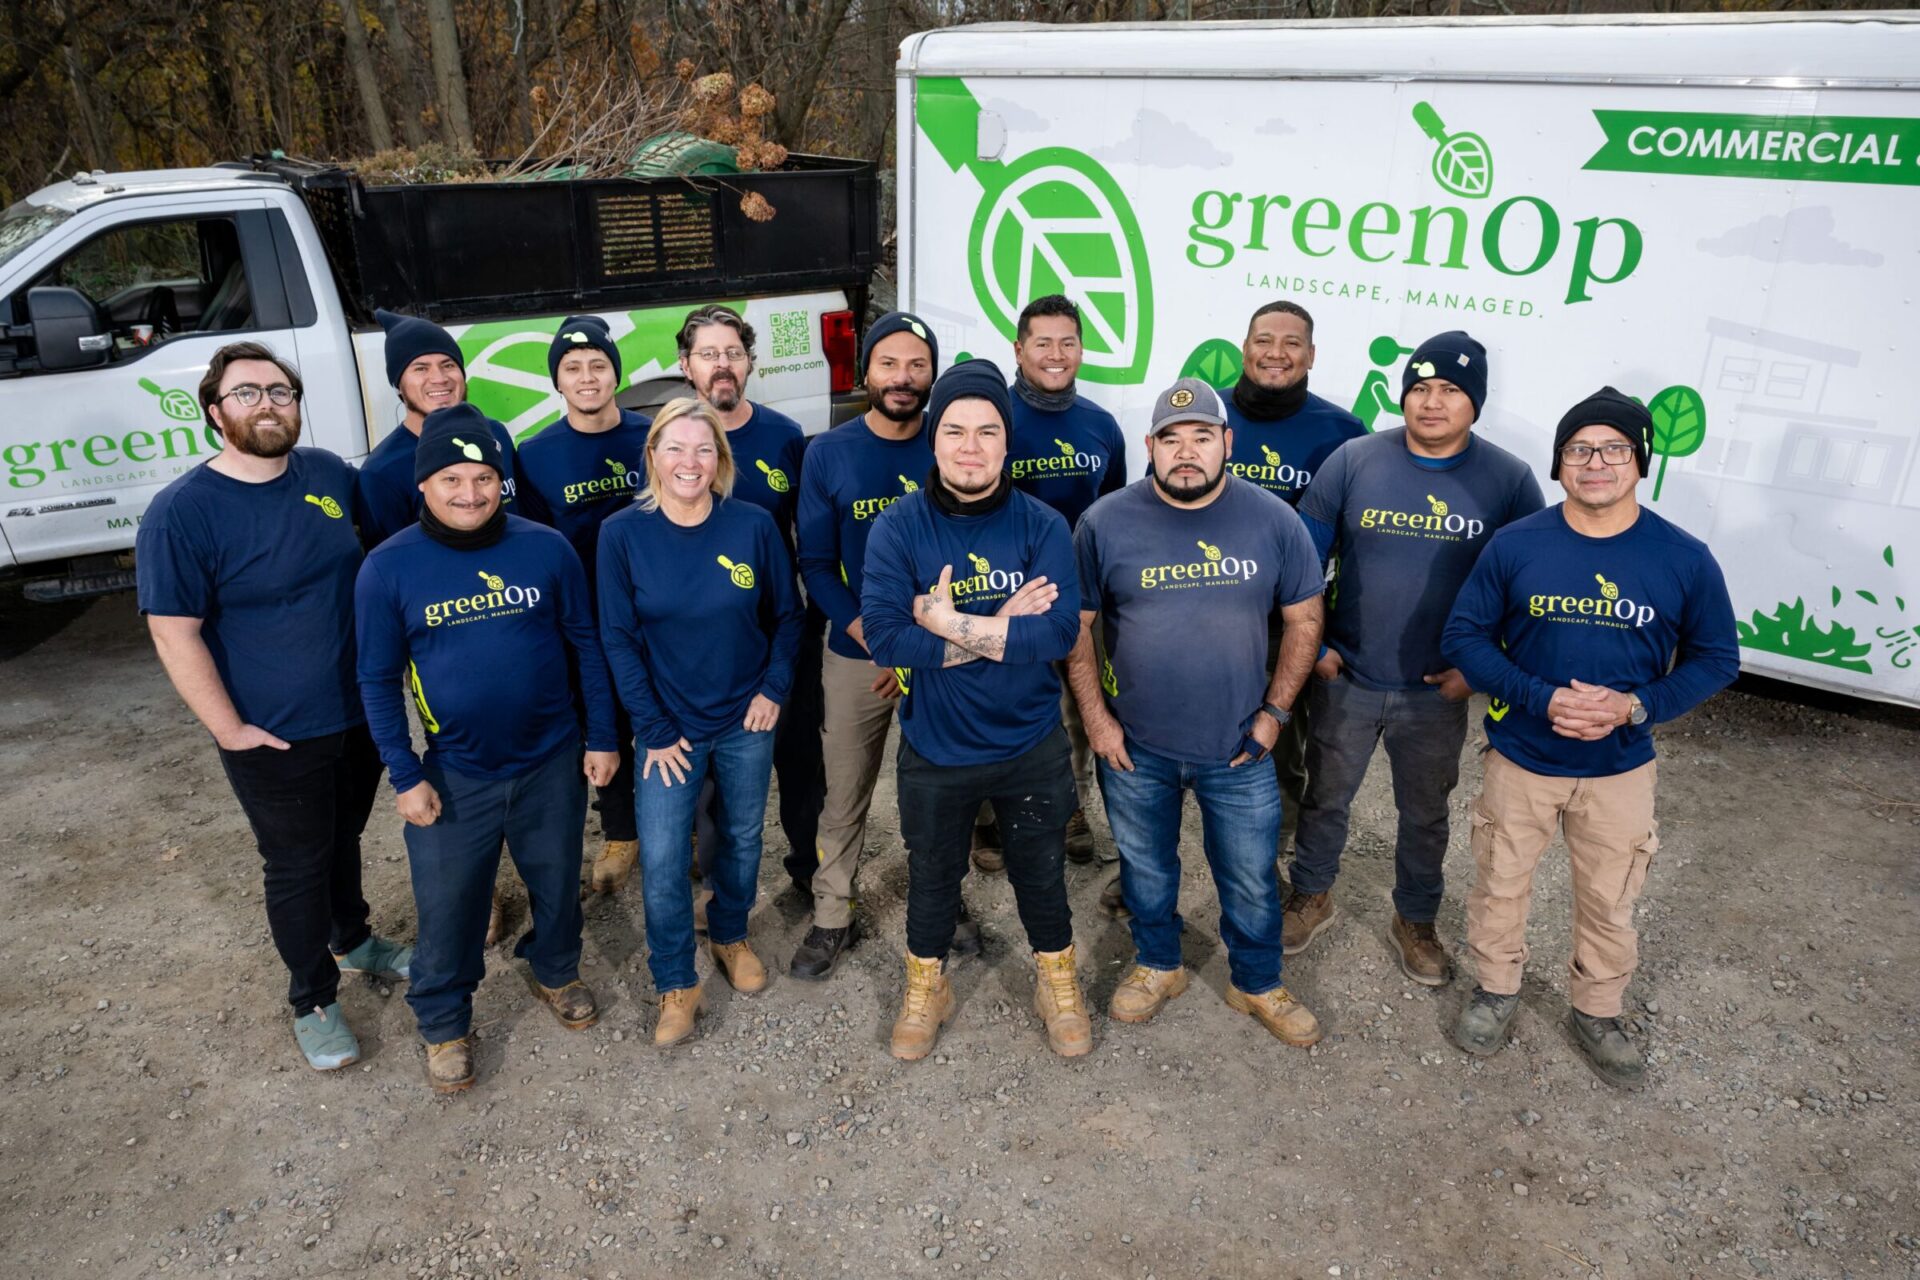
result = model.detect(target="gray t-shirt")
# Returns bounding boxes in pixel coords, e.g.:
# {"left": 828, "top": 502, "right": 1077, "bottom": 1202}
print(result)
{"left": 1299, "top": 427, "right": 1543, "bottom": 691}
{"left": 1075, "top": 476, "right": 1324, "bottom": 764}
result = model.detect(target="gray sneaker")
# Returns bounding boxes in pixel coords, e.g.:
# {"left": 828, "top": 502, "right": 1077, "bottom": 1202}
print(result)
{"left": 1570, "top": 1009, "right": 1647, "bottom": 1090}
{"left": 333, "top": 934, "right": 413, "bottom": 982}
{"left": 293, "top": 1002, "right": 361, "bottom": 1071}
{"left": 1451, "top": 987, "right": 1520, "bottom": 1057}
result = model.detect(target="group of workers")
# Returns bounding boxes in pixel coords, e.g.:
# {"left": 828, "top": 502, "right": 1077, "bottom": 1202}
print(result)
{"left": 135, "top": 291, "right": 1738, "bottom": 1094}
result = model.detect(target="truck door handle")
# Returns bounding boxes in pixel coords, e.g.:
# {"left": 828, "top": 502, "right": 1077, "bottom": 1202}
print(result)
{"left": 78, "top": 334, "right": 112, "bottom": 352}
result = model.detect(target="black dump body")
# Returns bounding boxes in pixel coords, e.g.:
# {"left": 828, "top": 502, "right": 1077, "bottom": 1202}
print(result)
{"left": 245, "top": 155, "right": 878, "bottom": 325}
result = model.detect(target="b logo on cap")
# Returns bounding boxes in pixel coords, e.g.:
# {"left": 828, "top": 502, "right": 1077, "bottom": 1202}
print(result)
{"left": 1169, "top": 388, "right": 1195, "bottom": 409}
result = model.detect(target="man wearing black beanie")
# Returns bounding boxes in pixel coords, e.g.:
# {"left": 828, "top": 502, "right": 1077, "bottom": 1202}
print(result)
{"left": 1287, "top": 329, "right": 1543, "bottom": 988}
{"left": 1441, "top": 388, "right": 1737, "bottom": 1088}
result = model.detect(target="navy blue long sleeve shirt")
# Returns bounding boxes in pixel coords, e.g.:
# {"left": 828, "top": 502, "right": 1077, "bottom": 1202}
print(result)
{"left": 354, "top": 417, "right": 541, "bottom": 550}
{"left": 795, "top": 419, "right": 934, "bottom": 659}
{"left": 512, "top": 409, "right": 650, "bottom": 588}
{"left": 354, "top": 517, "right": 617, "bottom": 792}
{"left": 596, "top": 497, "right": 803, "bottom": 750}
{"left": 861, "top": 486, "right": 1079, "bottom": 766}
{"left": 1441, "top": 505, "right": 1739, "bottom": 778}
{"left": 725, "top": 402, "right": 809, "bottom": 543}
{"left": 1009, "top": 395, "right": 1127, "bottom": 530}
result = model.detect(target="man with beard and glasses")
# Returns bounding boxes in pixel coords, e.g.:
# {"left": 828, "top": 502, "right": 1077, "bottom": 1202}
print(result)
{"left": 1067, "top": 378, "right": 1327, "bottom": 1046}
{"left": 793, "top": 311, "right": 977, "bottom": 980}
{"left": 515, "top": 316, "right": 651, "bottom": 895}
{"left": 355, "top": 405, "right": 621, "bottom": 1092}
{"left": 138, "top": 341, "right": 413, "bottom": 1073}
{"left": 355, "top": 309, "right": 538, "bottom": 549}
{"left": 675, "top": 305, "right": 822, "bottom": 908}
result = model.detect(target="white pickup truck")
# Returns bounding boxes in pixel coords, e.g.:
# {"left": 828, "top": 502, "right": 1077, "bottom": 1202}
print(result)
{"left": 0, "top": 155, "right": 878, "bottom": 598}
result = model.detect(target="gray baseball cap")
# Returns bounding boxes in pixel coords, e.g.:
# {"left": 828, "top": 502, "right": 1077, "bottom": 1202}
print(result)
{"left": 1149, "top": 377, "right": 1229, "bottom": 435}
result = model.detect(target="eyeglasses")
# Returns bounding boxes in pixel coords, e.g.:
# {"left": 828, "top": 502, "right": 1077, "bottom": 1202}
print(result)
{"left": 218, "top": 383, "right": 300, "bottom": 407}
{"left": 1559, "top": 441, "right": 1637, "bottom": 466}
{"left": 690, "top": 347, "right": 749, "bottom": 364}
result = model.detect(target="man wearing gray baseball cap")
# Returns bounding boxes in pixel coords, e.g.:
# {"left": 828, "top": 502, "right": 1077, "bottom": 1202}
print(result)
{"left": 1065, "top": 377, "right": 1327, "bottom": 1046}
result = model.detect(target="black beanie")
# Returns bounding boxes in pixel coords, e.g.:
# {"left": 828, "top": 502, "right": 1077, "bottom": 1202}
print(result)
{"left": 1551, "top": 386, "right": 1652, "bottom": 480}
{"left": 414, "top": 404, "right": 506, "bottom": 484}
{"left": 859, "top": 311, "right": 938, "bottom": 381}
{"left": 924, "top": 358, "right": 1013, "bottom": 438}
{"left": 548, "top": 315, "right": 623, "bottom": 387}
{"left": 1401, "top": 330, "right": 1489, "bottom": 421}
{"left": 378, "top": 308, "right": 465, "bottom": 389}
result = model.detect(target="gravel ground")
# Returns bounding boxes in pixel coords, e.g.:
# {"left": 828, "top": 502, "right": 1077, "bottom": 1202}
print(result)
{"left": 1, "top": 588, "right": 1916, "bottom": 1280}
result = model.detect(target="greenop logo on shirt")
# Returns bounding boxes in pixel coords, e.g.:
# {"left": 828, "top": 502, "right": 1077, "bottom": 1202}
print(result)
{"left": 1357, "top": 496, "right": 1485, "bottom": 542}
{"left": 1138, "top": 541, "right": 1259, "bottom": 591}
{"left": 942, "top": 552, "right": 1024, "bottom": 605}
{"left": 756, "top": 458, "right": 791, "bottom": 492}
{"left": 561, "top": 461, "right": 639, "bottom": 506}
{"left": 1528, "top": 571, "right": 1655, "bottom": 629}
{"left": 424, "top": 571, "right": 543, "bottom": 628}
{"left": 917, "top": 77, "right": 1154, "bottom": 385}
{"left": 1227, "top": 443, "right": 1312, "bottom": 492}
{"left": 304, "top": 494, "right": 344, "bottom": 519}
{"left": 899, "top": 474, "right": 920, "bottom": 493}
{"left": 1012, "top": 440, "right": 1104, "bottom": 481}
{"left": 717, "top": 555, "right": 755, "bottom": 589}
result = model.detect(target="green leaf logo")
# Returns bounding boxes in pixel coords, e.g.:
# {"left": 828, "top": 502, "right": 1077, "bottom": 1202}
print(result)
{"left": 1179, "top": 338, "right": 1242, "bottom": 391}
{"left": 139, "top": 377, "right": 202, "bottom": 421}
{"left": 918, "top": 78, "right": 1153, "bottom": 386}
{"left": 1647, "top": 384, "right": 1707, "bottom": 501}
{"left": 1412, "top": 101, "right": 1493, "bottom": 199}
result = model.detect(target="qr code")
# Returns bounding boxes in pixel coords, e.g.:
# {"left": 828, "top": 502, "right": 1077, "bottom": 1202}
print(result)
{"left": 768, "top": 309, "right": 809, "bottom": 360}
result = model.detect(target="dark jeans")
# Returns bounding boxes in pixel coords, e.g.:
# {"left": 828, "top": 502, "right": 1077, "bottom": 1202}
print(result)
{"left": 403, "top": 742, "right": 587, "bottom": 1042}
{"left": 898, "top": 728, "right": 1076, "bottom": 960}
{"left": 1264, "top": 617, "right": 1310, "bottom": 841}
{"left": 218, "top": 724, "right": 384, "bottom": 1013}
{"left": 773, "top": 603, "right": 828, "bottom": 884}
{"left": 590, "top": 705, "right": 637, "bottom": 844}
{"left": 1290, "top": 675, "right": 1468, "bottom": 923}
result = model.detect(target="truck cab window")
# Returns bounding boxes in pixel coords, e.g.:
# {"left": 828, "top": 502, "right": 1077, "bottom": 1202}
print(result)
{"left": 25, "top": 216, "right": 253, "bottom": 351}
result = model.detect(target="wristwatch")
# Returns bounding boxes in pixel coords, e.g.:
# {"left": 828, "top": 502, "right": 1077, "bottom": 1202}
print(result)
{"left": 1626, "top": 693, "right": 1648, "bottom": 726}
{"left": 1260, "top": 701, "right": 1293, "bottom": 727}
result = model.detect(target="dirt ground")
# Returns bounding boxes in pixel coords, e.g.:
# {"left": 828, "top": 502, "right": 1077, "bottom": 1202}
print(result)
{"left": 2, "top": 587, "right": 1916, "bottom": 1280}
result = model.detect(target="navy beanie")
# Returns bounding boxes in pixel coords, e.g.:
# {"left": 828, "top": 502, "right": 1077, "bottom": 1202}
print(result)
{"left": 859, "top": 311, "right": 938, "bottom": 381}
{"left": 924, "top": 359, "right": 1014, "bottom": 439}
{"left": 1552, "top": 386, "right": 1652, "bottom": 480}
{"left": 548, "top": 315, "right": 623, "bottom": 387}
{"left": 378, "top": 308, "right": 465, "bottom": 389}
{"left": 414, "top": 404, "right": 506, "bottom": 484}
{"left": 1400, "top": 330, "right": 1489, "bottom": 421}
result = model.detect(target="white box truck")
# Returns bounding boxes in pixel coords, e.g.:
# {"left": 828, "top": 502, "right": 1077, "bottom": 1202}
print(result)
{"left": 0, "top": 155, "right": 878, "bottom": 599}
{"left": 896, "top": 12, "right": 1920, "bottom": 707}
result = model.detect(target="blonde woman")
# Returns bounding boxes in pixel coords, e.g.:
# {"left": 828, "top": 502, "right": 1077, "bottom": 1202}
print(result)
{"left": 596, "top": 398, "right": 803, "bottom": 1044}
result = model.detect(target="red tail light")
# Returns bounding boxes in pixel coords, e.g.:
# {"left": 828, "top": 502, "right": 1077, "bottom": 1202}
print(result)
{"left": 821, "top": 310, "right": 857, "bottom": 394}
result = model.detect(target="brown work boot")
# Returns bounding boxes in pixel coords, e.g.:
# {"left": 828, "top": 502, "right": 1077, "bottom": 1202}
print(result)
{"left": 1389, "top": 915, "right": 1453, "bottom": 987}
{"left": 485, "top": 890, "right": 509, "bottom": 947}
{"left": 1099, "top": 869, "right": 1128, "bottom": 918}
{"left": 1033, "top": 945, "right": 1093, "bottom": 1057}
{"left": 1108, "top": 963, "right": 1190, "bottom": 1023}
{"left": 590, "top": 839, "right": 640, "bottom": 894}
{"left": 1281, "top": 887, "right": 1337, "bottom": 956}
{"left": 654, "top": 984, "right": 704, "bottom": 1046}
{"left": 424, "top": 1037, "right": 475, "bottom": 1093}
{"left": 533, "top": 979, "right": 598, "bottom": 1030}
{"left": 890, "top": 953, "right": 955, "bottom": 1061}
{"left": 710, "top": 938, "right": 768, "bottom": 994}
{"left": 1225, "top": 984, "right": 1323, "bottom": 1047}
{"left": 1064, "top": 808, "right": 1096, "bottom": 864}
{"left": 970, "top": 820, "right": 1004, "bottom": 873}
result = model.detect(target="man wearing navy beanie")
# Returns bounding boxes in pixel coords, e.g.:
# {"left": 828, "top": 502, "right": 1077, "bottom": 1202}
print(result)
{"left": 1287, "top": 329, "right": 1543, "bottom": 986}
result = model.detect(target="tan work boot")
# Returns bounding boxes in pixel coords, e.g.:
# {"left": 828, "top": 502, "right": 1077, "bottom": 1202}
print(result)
{"left": 1064, "top": 808, "right": 1096, "bottom": 864}
{"left": 590, "top": 839, "right": 640, "bottom": 894}
{"left": 1033, "top": 945, "right": 1093, "bottom": 1057}
{"left": 710, "top": 939, "right": 768, "bottom": 994}
{"left": 1108, "top": 963, "right": 1190, "bottom": 1023}
{"left": 1281, "top": 887, "right": 1337, "bottom": 955}
{"left": 890, "top": 953, "right": 955, "bottom": 1061}
{"left": 533, "top": 979, "right": 599, "bottom": 1030}
{"left": 1226, "top": 984, "right": 1323, "bottom": 1046}
{"left": 654, "top": 984, "right": 704, "bottom": 1047}
{"left": 425, "top": 1037, "right": 475, "bottom": 1093}
{"left": 1388, "top": 914, "right": 1453, "bottom": 987}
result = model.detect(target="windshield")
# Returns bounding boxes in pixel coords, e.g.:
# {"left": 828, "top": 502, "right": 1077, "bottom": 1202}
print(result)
{"left": 0, "top": 200, "right": 73, "bottom": 272}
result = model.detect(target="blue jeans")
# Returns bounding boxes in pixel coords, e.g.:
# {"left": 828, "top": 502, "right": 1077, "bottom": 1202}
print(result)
{"left": 1097, "top": 738, "right": 1285, "bottom": 994}
{"left": 403, "top": 741, "right": 587, "bottom": 1042}
{"left": 637, "top": 722, "right": 776, "bottom": 992}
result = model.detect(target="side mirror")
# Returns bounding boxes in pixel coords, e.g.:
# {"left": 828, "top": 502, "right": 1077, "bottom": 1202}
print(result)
{"left": 27, "top": 285, "right": 111, "bottom": 371}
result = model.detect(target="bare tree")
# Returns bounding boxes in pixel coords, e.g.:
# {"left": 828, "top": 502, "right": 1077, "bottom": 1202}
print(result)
{"left": 336, "top": 0, "right": 395, "bottom": 150}
{"left": 375, "top": 0, "right": 430, "bottom": 147}
{"left": 424, "top": 0, "right": 476, "bottom": 150}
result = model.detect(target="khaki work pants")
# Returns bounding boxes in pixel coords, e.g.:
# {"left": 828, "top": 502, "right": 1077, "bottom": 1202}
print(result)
{"left": 811, "top": 648, "right": 899, "bottom": 928}
{"left": 1465, "top": 749, "right": 1660, "bottom": 1018}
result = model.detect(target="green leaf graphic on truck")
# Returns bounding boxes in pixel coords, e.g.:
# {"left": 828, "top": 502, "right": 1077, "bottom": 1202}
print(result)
{"left": 1737, "top": 546, "right": 1916, "bottom": 674}
{"left": 1412, "top": 102, "right": 1494, "bottom": 199}
{"left": 1646, "top": 384, "right": 1707, "bottom": 501}
{"left": 916, "top": 77, "right": 1153, "bottom": 385}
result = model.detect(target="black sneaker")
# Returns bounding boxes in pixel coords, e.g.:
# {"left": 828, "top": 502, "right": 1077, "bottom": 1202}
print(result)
{"left": 1569, "top": 1009, "right": 1647, "bottom": 1090}
{"left": 951, "top": 901, "right": 983, "bottom": 957}
{"left": 788, "top": 921, "right": 858, "bottom": 981}
{"left": 1451, "top": 986, "right": 1521, "bottom": 1057}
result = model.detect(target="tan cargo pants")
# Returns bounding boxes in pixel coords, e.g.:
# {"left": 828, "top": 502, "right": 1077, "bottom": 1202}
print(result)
{"left": 811, "top": 648, "right": 899, "bottom": 928}
{"left": 1465, "top": 749, "right": 1660, "bottom": 1018}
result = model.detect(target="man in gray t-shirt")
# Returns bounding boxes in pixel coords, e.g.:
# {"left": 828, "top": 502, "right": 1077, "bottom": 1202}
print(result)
{"left": 1068, "top": 378, "right": 1326, "bottom": 1048}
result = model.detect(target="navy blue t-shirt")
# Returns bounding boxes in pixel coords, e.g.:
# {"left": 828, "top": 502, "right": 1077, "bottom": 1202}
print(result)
{"left": 1299, "top": 428, "right": 1544, "bottom": 691}
{"left": 1075, "top": 476, "right": 1324, "bottom": 764}
{"left": 725, "top": 403, "right": 808, "bottom": 540}
{"left": 513, "top": 409, "right": 650, "bottom": 587}
{"left": 597, "top": 497, "right": 804, "bottom": 750}
{"left": 354, "top": 417, "right": 538, "bottom": 549}
{"left": 1009, "top": 395, "right": 1127, "bottom": 530}
{"left": 136, "top": 449, "right": 365, "bottom": 742}
{"left": 795, "top": 419, "right": 935, "bottom": 660}
{"left": 861, "top": 487, "right": 1080, "bottom": 767}
{"left": 1441, "top": 506, "right": 1740, "bottom": 778}
{"left": 354, "top": 517, "right": 617, "bottom": 791}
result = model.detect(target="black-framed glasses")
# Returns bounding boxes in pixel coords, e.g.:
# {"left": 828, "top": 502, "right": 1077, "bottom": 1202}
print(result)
{"left": 689, "top": 347, "right": 749, "bottom": 364}
{"left": 219, "top": 383, "right": 301, "bottom": 407}
{"left": 1559, "top": 441, "right": 1637, "bottom": 466}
